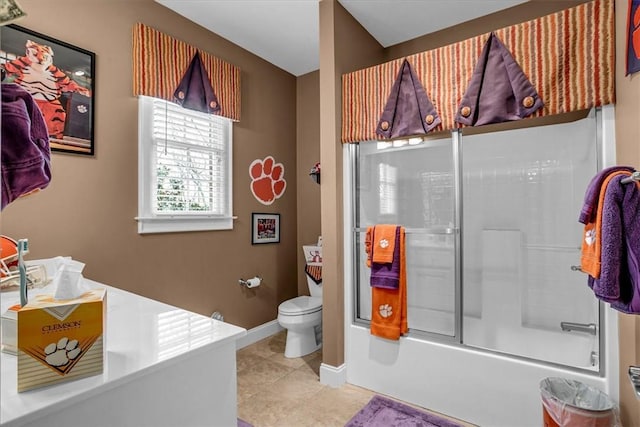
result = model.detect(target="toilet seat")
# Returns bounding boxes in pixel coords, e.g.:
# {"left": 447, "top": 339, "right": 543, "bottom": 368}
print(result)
{"left": 278, "top": 296, "right": 322, "bottom": 316}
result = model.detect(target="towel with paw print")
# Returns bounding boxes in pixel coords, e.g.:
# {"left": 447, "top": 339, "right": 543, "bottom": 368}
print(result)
{"left": 366, "top": 225, "right": 407, "bottom": 340}
{"left": 580, "top": 170, "right": 630, "bottom": 282}
{"left": 370, "top": 225, "right": 401, "bottom": 289}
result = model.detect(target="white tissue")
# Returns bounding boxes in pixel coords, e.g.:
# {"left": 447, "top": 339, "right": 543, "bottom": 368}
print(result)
{"left": 52, "top": 257, "right": 87, "bottom": 300}
{"left": 246, "top": 277, "right": 261, "bottom": 288}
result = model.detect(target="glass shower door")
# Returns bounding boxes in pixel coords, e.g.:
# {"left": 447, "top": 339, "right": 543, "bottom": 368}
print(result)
{"left": 355, "top": 137, "right": 457, "bottom": 337}
{"left": 461, "top": 112, "right": 601, "bottom": 370}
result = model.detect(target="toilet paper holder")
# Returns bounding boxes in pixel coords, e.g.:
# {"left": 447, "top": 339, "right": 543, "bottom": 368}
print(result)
{"left": 239, "top": 276, "right": 262, "bottom": 288}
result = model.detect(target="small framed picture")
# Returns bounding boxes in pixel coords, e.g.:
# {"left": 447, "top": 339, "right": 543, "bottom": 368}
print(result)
{"left": 1, "top": 24, "right": 95, "bottom": 155}
{"left": 252, "top": 213, "right": 280, "bottom": 244}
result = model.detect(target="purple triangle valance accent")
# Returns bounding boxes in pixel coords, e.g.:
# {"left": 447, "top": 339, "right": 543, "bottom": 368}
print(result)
{"left": 173, "top": 51, "right": 221, "bottom": 115}
{"left": 455, "top": 32, "right": 543, "bottom": 127}
{"left": 376, "top": 59, "right": 441, "bottom": 140}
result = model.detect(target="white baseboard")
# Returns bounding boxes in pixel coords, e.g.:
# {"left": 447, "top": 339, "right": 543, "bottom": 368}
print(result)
{"left": 236, "top": 319, "right": 284, "bottom": 350}
{"left": 320, "top": 362, "right": 347, "bottom": 388}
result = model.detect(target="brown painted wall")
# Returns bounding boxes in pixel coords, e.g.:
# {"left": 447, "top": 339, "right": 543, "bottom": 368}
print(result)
{"left": 296, "top": 71, "right": 321, "bottom": 296}
{"left": 614, "top": 0, "right": 640, "bottom": 423}
{"left": 0, "top": 0, "right": 298, "bottom": 329}
{"left": 319, "top": 0, "right": 385, "bottom": 368}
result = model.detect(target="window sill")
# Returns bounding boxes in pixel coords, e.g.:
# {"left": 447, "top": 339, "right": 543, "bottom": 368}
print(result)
{"left": 136, "top": 216, "right": 233, "bottom": 234}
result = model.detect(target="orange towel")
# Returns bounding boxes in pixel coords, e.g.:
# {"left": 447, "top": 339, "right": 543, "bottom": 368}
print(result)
{"left": 370, "top": 226, "right": 407, "bottom": 340}
{"left": 371, "top": 224, "right": 397, "bottom": 264}
{"left": 581, "top": 170, "right": 631, "bottom": 278}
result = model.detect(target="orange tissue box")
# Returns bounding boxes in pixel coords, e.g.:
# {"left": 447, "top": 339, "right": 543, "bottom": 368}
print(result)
{"left": 17, "top": 288, "right": 106, "bottom": 392}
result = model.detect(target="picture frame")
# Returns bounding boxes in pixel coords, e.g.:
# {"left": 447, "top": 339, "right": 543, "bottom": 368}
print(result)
{"left": 252, "top": 213, "right": 280, "bottom": 244}
{"left": 0, "top": 24, "right": 95, "bottom": 155}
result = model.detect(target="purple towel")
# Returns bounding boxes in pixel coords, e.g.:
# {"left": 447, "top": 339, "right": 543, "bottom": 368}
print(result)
{"left": 588, "top": 174, "right": 640, "bottom": 314}
{"left": 578, "top": 166, "right": 635, "bottom": 224}
{"left": 1, "top": 83, "right": 52, "bottom": 210}
{"left": 370, "top": 226, "right": 401, "bottom": 289}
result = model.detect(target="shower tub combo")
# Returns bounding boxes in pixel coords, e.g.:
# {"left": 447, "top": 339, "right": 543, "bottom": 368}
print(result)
{"left": 343, "top": 107, "right": 619, "bottom": 426}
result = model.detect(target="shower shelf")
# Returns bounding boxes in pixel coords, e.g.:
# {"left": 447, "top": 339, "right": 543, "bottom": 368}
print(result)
{"left": 628, "top": 366, "right": 640, "bottom": 399}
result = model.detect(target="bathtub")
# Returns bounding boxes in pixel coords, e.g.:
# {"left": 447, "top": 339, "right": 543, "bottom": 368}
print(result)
{"left": 463, "top": 315, "right": 600, "bottom": 371}
{"left": 344, "top": 293, "right": 619, "bottom": 427}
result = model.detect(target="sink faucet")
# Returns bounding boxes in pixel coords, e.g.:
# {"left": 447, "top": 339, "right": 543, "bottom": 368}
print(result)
{"left": 560, "top": 321, "right": 597, "bottom": 336}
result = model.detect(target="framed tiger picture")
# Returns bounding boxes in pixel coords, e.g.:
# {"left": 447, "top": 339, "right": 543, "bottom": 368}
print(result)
{"left": 0, "top": 25, "right": 95, "bottom": 155}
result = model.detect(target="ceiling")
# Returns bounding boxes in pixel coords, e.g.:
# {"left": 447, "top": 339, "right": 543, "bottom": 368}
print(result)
{"left": 156, "top": 0, "right": 528, "bottom": 77}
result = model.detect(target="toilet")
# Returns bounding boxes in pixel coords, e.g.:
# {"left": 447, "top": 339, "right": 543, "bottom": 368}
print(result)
{"left": 277, "top": 270, "right": 322, "bottom": 358}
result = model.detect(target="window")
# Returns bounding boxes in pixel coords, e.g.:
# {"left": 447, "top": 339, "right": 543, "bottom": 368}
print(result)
{"left": 137, "top": 96, "right": 233, "bottom": 234}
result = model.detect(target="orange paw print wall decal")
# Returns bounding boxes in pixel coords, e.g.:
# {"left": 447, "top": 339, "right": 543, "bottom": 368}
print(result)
{"left": 250, "top": 156, "right": 287, "bottom": 205}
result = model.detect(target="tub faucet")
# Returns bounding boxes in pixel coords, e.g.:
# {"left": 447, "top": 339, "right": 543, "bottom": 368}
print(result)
{"left": 560, "top": 321, "right": 597, "bottom": 336}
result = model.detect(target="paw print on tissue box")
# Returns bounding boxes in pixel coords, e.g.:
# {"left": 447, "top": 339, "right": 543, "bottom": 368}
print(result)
{"left": 17, "top": 288, "right": 106, "bottom": 392}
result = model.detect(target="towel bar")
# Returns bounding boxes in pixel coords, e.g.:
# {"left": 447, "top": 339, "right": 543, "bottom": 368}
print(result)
{"left": 353, "top": 227, "right": 457, "bottom": 235}
{"left": 560, "top": 321, "right": 596, "bottom": 335}
{"left": 620, "top": 171, "right": 640, "bottom": 185}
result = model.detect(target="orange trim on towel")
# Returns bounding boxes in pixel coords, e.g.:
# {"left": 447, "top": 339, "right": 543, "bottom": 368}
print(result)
{"left": 365, "top": 227, "right": 373, "bottom": 268}
{"left": 581, "top": 170, "right": 631, "bottom": 278}
{"left": 370, "top": 227, "right": 407, "bottom": 340}
{"left": 372, "top": 224, "right": 397, "bottom": 264}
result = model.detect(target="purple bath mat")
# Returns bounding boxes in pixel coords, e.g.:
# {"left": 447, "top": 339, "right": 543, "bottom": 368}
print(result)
{"left": 238, "top": 418, "right": 253, "bottom": 427}
{"left": 345, "top": 395, "right": 464, "bottom": 427}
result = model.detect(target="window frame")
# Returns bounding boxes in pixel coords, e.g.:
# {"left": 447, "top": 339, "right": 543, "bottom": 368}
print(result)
{"left": 137, "top": 95, "right": 233, "bottom": 234}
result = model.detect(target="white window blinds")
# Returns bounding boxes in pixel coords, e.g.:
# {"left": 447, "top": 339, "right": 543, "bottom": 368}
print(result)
{"left": 138, "top": 96, "right": 233, "bottom": 234}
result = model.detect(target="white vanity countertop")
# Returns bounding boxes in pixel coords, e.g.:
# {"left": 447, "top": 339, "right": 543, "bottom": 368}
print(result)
{"left": 0, "top": 279, "right": 246, "bottom": 426}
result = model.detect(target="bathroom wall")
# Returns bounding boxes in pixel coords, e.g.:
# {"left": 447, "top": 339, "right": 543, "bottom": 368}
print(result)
{"left": 0, "top": 0, "right": 299, "bottom": 329}
{"left": 614, "top": 0, "right": 640, "bottom": 423}
{"left": 296, "top": 71, "right": 321, "bottom": 296}
{"left": 318, "top": 0, "right": 385, "bottom": 368}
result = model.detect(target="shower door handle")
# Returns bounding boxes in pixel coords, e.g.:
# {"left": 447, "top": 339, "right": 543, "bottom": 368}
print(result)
{"left": 560, "top": 321, "right": 597, "bottom": 336}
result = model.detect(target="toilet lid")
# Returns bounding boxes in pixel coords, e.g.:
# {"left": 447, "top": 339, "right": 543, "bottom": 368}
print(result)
{"left": 278, "top": 296, "right": 322, "bottom": 315}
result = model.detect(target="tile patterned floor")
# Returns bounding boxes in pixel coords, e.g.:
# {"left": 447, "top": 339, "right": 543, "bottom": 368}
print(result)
{"left": 237, "top": 331, "right": 475, "bottom": 427}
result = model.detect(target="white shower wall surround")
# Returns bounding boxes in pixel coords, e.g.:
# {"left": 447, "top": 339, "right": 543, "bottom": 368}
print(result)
{"left": 344, "top": 106, "right": 619, "bottom": 427}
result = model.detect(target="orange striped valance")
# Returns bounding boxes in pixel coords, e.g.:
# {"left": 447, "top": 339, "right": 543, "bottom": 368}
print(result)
{"left": 132, "top": 23, "right": 241, "bottom": 121}
{"left": 342, "top": 0, "right": 614, "bottom": 143}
